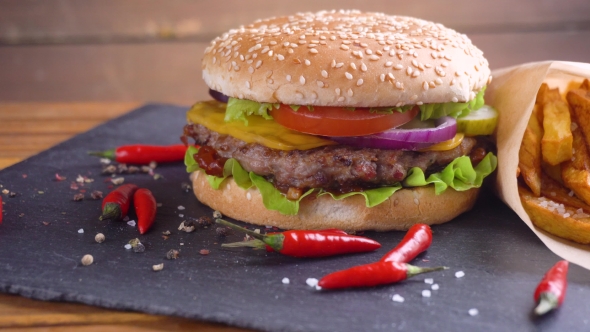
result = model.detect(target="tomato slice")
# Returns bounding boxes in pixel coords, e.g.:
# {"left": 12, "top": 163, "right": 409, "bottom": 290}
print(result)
{"left": 270, "top": 105, "right": 419, "bottom": 137}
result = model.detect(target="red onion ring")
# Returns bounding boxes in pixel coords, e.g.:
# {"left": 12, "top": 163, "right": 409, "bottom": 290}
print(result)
{"left": 328, "top": 116, "right": 457, "bottom": 151}
{"left": 209, "top": 89, "right": 229, "bottom": 103}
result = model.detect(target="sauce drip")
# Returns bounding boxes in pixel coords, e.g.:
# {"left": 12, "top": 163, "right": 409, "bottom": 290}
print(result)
{"left": 195, "top": 146, "right": 228, "bottom": 177}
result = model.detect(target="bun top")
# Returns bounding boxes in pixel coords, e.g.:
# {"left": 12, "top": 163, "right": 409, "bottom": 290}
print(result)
{"left": 202, "top": 10, "right": 491, "bottom": 107}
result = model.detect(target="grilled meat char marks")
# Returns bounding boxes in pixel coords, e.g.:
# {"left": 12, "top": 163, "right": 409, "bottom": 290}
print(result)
{"left": 184, "top": 124, "right": 479, "bottom": 192}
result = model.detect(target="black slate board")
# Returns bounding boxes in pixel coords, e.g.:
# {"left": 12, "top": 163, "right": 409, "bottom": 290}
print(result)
{"left": 1, "top": 104, "right": 590, "bottom": 332}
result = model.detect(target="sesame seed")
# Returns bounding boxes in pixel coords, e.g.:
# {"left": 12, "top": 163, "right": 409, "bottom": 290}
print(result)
{"left": 293, "top": 58, "right": 301, "bottom": 64}
{"left": 267, "top": 78, "right": 273, "bottom": 84}
{"left": 268, "top": 50, "right": 273, "bottom": 57}
{"left": 450, "top": 78, "right": 456, "bottom": 86}
{"left": 248, "top": 66, "right": 254, "bottom": 74}
{"left": 423, "top": 82, "right": 429, "bottom": 90}
{"left": 270, "top": 41, "right": 277, "bottom": 45}
{"left": 317, "top": 80, "right": 325, "bottom": 88}
{"left": 283, "top": 42, "right": 290, "bottom": 47}
{"left": 299, "top": 40, "right": 306, "bottom": 44}
{"left": 394, "top": 64, "right": 403, "bottom": 70}
{"left": 411, "top": 94, "right": 418, "bottom": 100}
{"left": 330, "top": 36, "right": 336, "bottom": 41}
{"left": 277, "top": 54, "right": 285, "bottom": 61}
{"left": 335, "top": 88, "right": 341, "bottom": 95}
{"left": 286, "top": 75, "right": 291, "bottom": 82}
{"left": 337, "top": 96, "right": 345, "bottom": 102}
{"left": 310, "top": 48, "right": 318, "bottom": 54}
{"left": 387, "top": 73, "right": 395, "bottom": 81}
{"left": 368, "top": 55, "right": 380, "bottom": 61}
{"left": 212, "top": 57, "right": 217, "bottom": 64}
{"left": 321, "top": 70, "right": 328, "bottom": 78}
{"left": 350, "top": 63, "right": 357, "bottom": 70}
{"left": 412, "top": 71, "right": 420, "bottom": 77}
{"left": 347, "top": 88, "right": 353, "bottom": 97}
{"left": 357, "top": 79, "right": 364, "bottom": 86}
{"left": 261, "top": 46, "right": 269, "bottom": 54}
{"left": 406, "top": 67, "right": 413, "bottom": 75}
{"left": 429, "top": 82, "right": 436, "bottom": 88}
{"left": 365, "top": 49, "right": 373, "bottom": 55}
{"left": 385, "top": 61, "right": 393, "bottom": 67}
{"left": 452, "top": 97, "right": 459, "bottom": 102}
{"left": 331, "top": 60, "right": 336, "bottom": 68}
{"left": 265, "top": 70, "right": 273, "bottom": 78}
{"left": 335, "top": 62, "right": 344, "bottom": 68}
{"left": 299, "top": 76, "right": 306, "bottom": 85}
{"left": 245, "top": 81, "right": 251, "bottom": 89}
{"left": 395, "top": 81, "right": 404, "bottom": 90}
{"left": 435, "top": 78, "right": 443, "bottom": 85}
{"left": 345, "top": 72, "right": 353, "bottom": 80}
{"left": 379, "top": 74, "right": 385, "bottom": 82}
{"left": 255, "top": 60, "right": 262, "bottom": 69}
{"left": 340, "top": 44, "right": 350, "bottom": 50}
{"left": 360, "top": 63, "right": 367, "bottom": 72}
{"left": 305, "top": 59, "right": 311, "bottom": 66}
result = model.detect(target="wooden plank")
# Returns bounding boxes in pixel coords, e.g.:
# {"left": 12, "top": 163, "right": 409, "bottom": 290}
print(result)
{"left": 1, "top": 31, "right": 590, "bottom": 103}
{"left": 0, "top": 102, "right": 139, "bottom": 120}
{"left": 1, "top": 0, "right": 589, "bottom": 45}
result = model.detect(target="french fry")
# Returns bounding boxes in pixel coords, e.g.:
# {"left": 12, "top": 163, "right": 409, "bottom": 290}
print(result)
{"left": 567, "top": 89, "right": 590, "bottom": 150}
{"left": 561, "top": 124, "right": 590, "bottom": 206}
{"left": 541, "top": 172, "right": 590, "bottom": 213}
{"left": 536, "top": 83, "right": 562, "bottom": 106}
{"left": 541, "top": 99, "right": 573, "bottom": 165}
{"left": 519, "top": 185, "right": 590, "bottom": 244}
{"left": 519, "top": 105, "right": 543, "bottom": 196}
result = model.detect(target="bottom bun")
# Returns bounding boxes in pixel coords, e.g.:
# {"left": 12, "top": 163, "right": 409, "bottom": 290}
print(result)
{"left": 191, "top": 170, "right": 479, "bottom": 231}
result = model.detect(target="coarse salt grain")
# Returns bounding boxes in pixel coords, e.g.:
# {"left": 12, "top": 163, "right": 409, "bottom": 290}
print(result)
{"left": 78, "top": 229, "right": 84, "bottom": 234}
{"left": 127, "top": 220, "right": 136, "bottom": 227}
{"left": 422, "top": 290, "right": 431, "bottom": 297}
{"left": 431, "top": 284, "right": 440, "bottom": 290}
{"left": 392, "top": 294, "right": 404, "bottom": 303}
{"left": 177, "top": 205, "right": 185, "bottom": 210}
{"left": 282, "top": 277, "right": 290, "bottom": 284}
{"left": 455, "top": 271, "right": 465, "bottom": 278}
{"left": 124, "top": 244, "right": 132, "bottom": 250}
{"left": 306, "top": 278, "right": 318, "bottom": 287}
{"left": 178, "top": 214, "right": 184, "bottom": 218}
{"left": 468, "top": 308, "right": 479, "bottom": 316}
{"left": 424, "top": 278, "right": 434, "bottom": 284}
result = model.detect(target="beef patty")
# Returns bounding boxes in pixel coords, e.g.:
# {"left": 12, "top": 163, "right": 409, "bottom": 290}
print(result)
{"left": 184, "top": 123, "right": 487, "bottom": 192}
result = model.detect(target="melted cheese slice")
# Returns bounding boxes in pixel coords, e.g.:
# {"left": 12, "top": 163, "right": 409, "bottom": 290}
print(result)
{"left": 187, "top": 100, "right": 463, "bottom": 151}
{"left": 186, "top": 101, "right": 336, "bottom": 150}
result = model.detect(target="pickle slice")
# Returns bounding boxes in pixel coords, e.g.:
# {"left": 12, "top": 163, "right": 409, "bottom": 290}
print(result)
{"left": 457, "top": 105, "right": 498, "bottom": 136}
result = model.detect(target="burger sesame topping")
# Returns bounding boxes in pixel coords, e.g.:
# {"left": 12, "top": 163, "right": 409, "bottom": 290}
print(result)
{"left": 203, "top": 10, "right": 490, "bottom": 106}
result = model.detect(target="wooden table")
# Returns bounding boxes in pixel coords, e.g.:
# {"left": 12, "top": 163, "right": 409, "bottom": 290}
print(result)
{"left": 0, "top": 103, "right": 250, "bottom": 331}
{"left": 1, "top": 1, "right": 589, "bottom": 330}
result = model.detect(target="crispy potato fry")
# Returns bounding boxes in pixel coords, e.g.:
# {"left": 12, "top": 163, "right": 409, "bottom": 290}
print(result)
{"left": 567, "top": 89, "right": 590, "bottom": 150}
{"left": 541, "top": 172, "right": 590, "bottom": 213}
{"left": 561, "top": 124, "right": 590, "bottom": 205}
{"left": 536, "top": 83, "right": 562, "bottom": 106}
{"left": 519, "top": 108, "right": 543, "bottom": 196}
{"left": 541, "top": 99, "right": 573, "bottom": 165}
{"left": 519, "top": 185, "right": 590, "bottom": 244}
{"left": 541, "top": 162, "right": 563, "bottom": 184}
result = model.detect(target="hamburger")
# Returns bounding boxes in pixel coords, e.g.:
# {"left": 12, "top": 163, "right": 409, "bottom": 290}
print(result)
{"left": 182, "top": 10, "right": 498, "bottom": 231}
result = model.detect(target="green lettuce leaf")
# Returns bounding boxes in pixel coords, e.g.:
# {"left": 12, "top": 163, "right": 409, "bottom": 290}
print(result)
{"left": 185, "top": 146, "right": 497, "bottom": 215}
{"left": 250, "top": 173, "right": 315, "bottom": 215}
{"left": 418, "top": 87, "right": 486, "bottom": 121}
{"left": 318, "top": 185, "right": 402, "bottom": 207}
{"left": 225, "top": 97, "right": 278, "bottom": 125}
{"left": 403, "top": 152, "right": 497, "bottom": 194}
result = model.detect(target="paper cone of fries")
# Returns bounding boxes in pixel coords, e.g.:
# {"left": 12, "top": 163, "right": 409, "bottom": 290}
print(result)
{"left": 486, "top": 61, "right": 590, "bottom": 269}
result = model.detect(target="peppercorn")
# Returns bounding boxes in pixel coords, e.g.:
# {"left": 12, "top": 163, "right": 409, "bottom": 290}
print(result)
{"left": 73, "top": 193, "right": 84, "bottom": 201}
{"left": 81, "top": 254, "right": 94, "bottom": 266}
{"left": 128, "top": 238, "right": 145, "bottom": 253}
{"left": 197, "top": 216, "right": 213, "bottom": 226}
{"left": 90, "top": 191, "right": 103, "bottom": 200}
{"left": 166, "top": 249, "right": 180, "bottom": 260}
{"left": 216, "top": 227, "right": 231, "bottom": 237}
{"left": 95, "top": 233, "right": 105, "bottom": 243}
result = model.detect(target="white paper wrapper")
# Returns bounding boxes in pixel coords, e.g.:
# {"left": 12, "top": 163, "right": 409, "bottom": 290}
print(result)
{"left": 486, "top": 61, "right": 590, "bottom": 269}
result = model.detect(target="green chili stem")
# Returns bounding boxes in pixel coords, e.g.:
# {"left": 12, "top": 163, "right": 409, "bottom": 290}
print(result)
{"left": 88, "top": 149, "right": 116, "bottom": 160}
{"left": 215, "top": 219, "right": 265, "bottom": 241}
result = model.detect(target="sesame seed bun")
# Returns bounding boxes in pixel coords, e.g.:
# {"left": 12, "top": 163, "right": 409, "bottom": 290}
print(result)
{"left": 191, "top": 170, "right": 478, "bottom": 231}
{"left": 202, "top": 10, "right": 491, "bottom": 107}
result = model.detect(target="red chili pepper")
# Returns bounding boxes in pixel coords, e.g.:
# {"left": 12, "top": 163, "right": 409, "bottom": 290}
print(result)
{"left": 89, "top": 144, "right": 192, "bottom": 164}
{"left": 216, "top": 219, "right": 380, "bottom": 258}
{"left": 381, "top": 224, "right": 432, "bottom": 263}
{"left": 133, "top": 188, "right": 157, "bottom": 234}
{"left": 318, "top": 261, "right": 447, "bottom": 289}
{"left": 534, "top": 260, "right": 569, "bottom": 315}
{"left": 263, "top": 229, "right": 350, "bottom": 252}
{"left": 100, "top": 184, "right": 139, "bottom": 221}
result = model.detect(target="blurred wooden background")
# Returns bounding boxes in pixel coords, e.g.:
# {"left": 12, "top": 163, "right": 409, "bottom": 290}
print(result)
{"left": 1, "top": 0, "right": 590, "bottom": 104}
{"left": 1, "top": 1, "right": 590, "bottom": 330}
